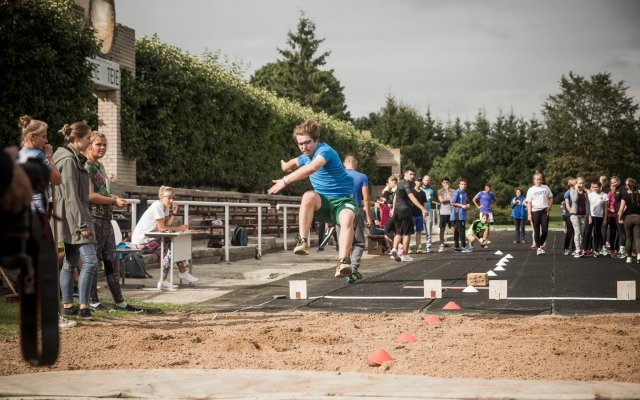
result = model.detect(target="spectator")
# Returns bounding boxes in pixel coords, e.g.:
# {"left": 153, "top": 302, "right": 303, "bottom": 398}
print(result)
{"left": 85, "top": 131, "right": 142, "bottom": 312}
{"left": 525, "top": 172, "right": 553, "bottom": 256}
{"left": 617, "top": 178, "right": 640, "bottom": 264}
{"left": 610, "top": 176, "right": 627, "bottom": 258}
{"left": 341, "top": 153, "right": 371, "bottom": 284}
{"left": 510, "top": 188, "right": 526, "bottom": 244}
{"left": 586, "top": 181, "right": 608, "bottom": 257}
{"left": 53, "top": 121, "right": 98, "bottom": 320}
{"left": 16, "top": 116, "right": 74, "bottom": 328}
{"left": 562, "top": 178, "right": 576, "bottom": 255}
{"left": 437, "top": 177, "right": 453, "bottom": 252}
{"left": 420, "top": 175, "right": 435, "bottom": 253}
{"left": 131, "top": 186, "right": 199, "bottom": 290}
{"left": 569, "top": 177, "right": 590, "bottom": 258}
{"left": 409, "top": 178, "right": 427, "bottom": 254}
{"left": 268, "top": 119, "right": 357, "bottom": 278}
{"left": 472, "top": 183, "right": 497, "bottom": 246}
{"left": 389, "top": 167, "right": 428, "bottom": 262}
{"left": 466, "top": 212, "right": 490, "bottom": 249}
{"left": 451, "top": 179, "right": 471, "bottom": 252}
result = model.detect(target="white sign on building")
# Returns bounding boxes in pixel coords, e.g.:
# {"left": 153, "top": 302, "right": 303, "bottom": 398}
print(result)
{"left": 88, "top": 56, "right": 120, "bottom": 90}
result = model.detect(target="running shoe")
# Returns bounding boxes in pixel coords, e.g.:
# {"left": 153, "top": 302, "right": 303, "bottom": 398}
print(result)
{"left": 78, "top": 308, "right": 94, "bottom": 320}
{"left": 293, "top": 235, "right": 309, "bottom": 255}
{"left": 63, "top": 305, "right": 80, "bottom": 316}
{"left": 177, "top": 271, "right": 199, "bottom": 283}
{"left": 426, "top": 246, "right": 433, "bottom": 253}
{"left": 351, "top": 266, "right": 363, "bottom": 280}
{"left": 390, "top": 248, "right": 401, "bottom": 262}
{"left": 401, "top": 255, "right": 414, "bottom": 262}
{"left": 58, "top": 314, "right": 76, "bottom": 329}
{"left": 461, "top": 246, "right": 473, "bottom": 253}
{"left": 573, "top": 251, "right": 583, "bottom": 258}
{"left": 536, "top": 248, "right": 543, "bottom": 256}
{"left": 438, "top": 244, "right": 445, "bottom": 253}
{"left": 453, "top": 247, "right": 462, "bottom": 253}
{"left": 415, "top": 248, "right": 426, "bottom": 254}
{"left": 626, "top": 256, "right": 633, "bottom": 264}
{"left": 563, "top": 249, "right": 571, "bottom": 255}
{"left": 335, "top": 258, "right": 352, "bottom": 278}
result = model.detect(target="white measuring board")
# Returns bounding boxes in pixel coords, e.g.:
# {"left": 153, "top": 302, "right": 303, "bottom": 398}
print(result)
{"left": 424, "top": 279, "right": 442, "bottom": 299}
{"left": 489, "top": 280, "right": 508, "bottom": 300}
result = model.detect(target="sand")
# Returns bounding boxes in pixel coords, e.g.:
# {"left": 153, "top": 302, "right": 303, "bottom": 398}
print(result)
{"left": 1, "top": 311, "right": 639, "bottom": 382}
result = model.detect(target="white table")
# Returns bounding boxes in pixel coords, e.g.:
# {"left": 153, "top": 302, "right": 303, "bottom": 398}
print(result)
{"left": 144, "top": 231, "right": 195, "bottom": 291}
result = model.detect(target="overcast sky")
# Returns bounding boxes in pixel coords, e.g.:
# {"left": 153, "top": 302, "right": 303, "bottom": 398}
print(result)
{"left": 117, "top": 0, "right": 640, "bottom": 122}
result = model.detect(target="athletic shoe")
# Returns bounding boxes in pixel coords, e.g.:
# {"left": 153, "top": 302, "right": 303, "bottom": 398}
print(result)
{"left": 58, "top": 314, "right": 76, "bottom": 329}
{"left": 157, "top": 280, "right": 178, "bottom": 290}
{"left": 599, "top": 248, "right": 609, "bottom": 256}
{"left": 513, "top": 241, "right": 519, "bottom": 244}
{"left": 573, "top": 251, "right": 583, "bottom": 258}
{"left": 401, "top": 255, "right": 414, "bottom": 262}
{"left": 563, "top": 249, "right": 571, "bottom": 256}
{"left": 115, "top": 304, "right": 145, "bottom": 313}
{"left": 63, "top": 305, "right": 80, "bottom": 316}
{"left": 626, "top": 256, "right": 633, "bottom": 264}
{"left": 177, "top": 271, "right": 199, "bottom": 284}
{"left": 461, "top": 246, "right": 473, "bottom": 253}
{"left": 89, "top": 302, "right": 108, "bottom": 311}
{"left": 426, "top": 246, "right": 433, "bottom": 253}
{"left": 453, "top": 247, "right": 462, "bottom": 253}
{"left": 334, "top": 258, "right": 352, "bottom": 278}
{"left": 592, "top": 252, "right": 598, "bottom": 258}
{"left": 346, "top": 275, "right": 357, "bottom": 284}
{"left": 390, "top": 248, "right": 401, "bottom": 262}
{"left": 536, "top": 248, "right": 543, "bottom": 256}
{"left": 438, "top": 245, "right": 445, "bottom": 253}
{"left": 484, "top": 240, "right": 491, "bottom": 245}
{"left": 540, "top": 248, "right": 546, "bottom": 255}
{"left": 78, "top": 308, "right": 94, "bottom": 320}
{"left": 407, "top": 249, "right": 416, "bottom": 254}
{"left": 317, "top": 246, "right": 324, "bottom": 252}
{"left": 293, "top": 235, "right": 309, "bottom": 255}
{"left": 415, "top": 248, "right": 426, "bottom": 254}
{"left": 351, "top": 266, "right": 363, "bottom": 280}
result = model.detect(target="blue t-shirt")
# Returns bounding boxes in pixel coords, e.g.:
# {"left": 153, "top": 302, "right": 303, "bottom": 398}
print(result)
{"left": 474, "top": 191, "right": 496, "bottom": 213}
{"left": 17, "top": 147, "right": 51, "bottom": 214}
{"left": 420, "top": 186, "right": 435, "bottom": 211}
{"left": 297, "top": 142, "right": 353, "bottom": 198}
{"left": 562, "top": 189, "right": 572, "bottom": 216}
{"left": 451, "top": 189, "right": 468, "bottom": 221}
{"left": 346, "top": 169, "right": 368, "bottom": 207}
{"left": 510, "top": 195, "right": 526, "bottom": 219}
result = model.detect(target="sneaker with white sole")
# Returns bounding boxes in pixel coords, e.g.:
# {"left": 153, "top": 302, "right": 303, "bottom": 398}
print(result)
{"left": 401, "top": 254, "right": 414, "bottom": 262}
{"left": 58, "top": 314, "right": 77, "bottom": 329}
{"left": 438, "top": 244, "right": 445, "bottom": 253}
{"left": 390, "top": 248, "right": 401, "bottom": 262}
{"left": 158, "top": 280, "right": 178, "bottom": 290}
{"left": 335, "top": 258, "right": 352, "bottom": 278}
{"left": 461, "top": 246, "right": 473, "bottom": 253}
{"left": 177, "top": 271, "right": 199, "bottom": 284}
{"left": 536, "top": 248, "right": 543, "bottom": 255}
{"left": 293, "top": 235, "right": 309, "bottom": 255}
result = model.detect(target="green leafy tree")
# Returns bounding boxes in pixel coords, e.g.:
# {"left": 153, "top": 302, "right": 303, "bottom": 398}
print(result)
{"left": 250, "top": 13, "right": 350, "bottom": 121}
{"left": 0, "top": 0, "right": 99, "bottom": 147}
{"left": 542, "top": 71, "right": 640, "bottom": 190}
{"left": 371, "top": 95, "right": 426, "bottom": 148}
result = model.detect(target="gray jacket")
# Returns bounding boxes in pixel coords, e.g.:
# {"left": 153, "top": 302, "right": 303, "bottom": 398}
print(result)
{"left": 53, "top": 145, "right": 96, "bottom": 244}
{"left": 568, "top": 188, "right": 591, "bottom": 217}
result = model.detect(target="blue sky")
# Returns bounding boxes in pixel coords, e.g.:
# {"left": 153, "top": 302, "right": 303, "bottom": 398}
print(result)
{"left": 117, "top": 0, "right": 640, "bottom": 122}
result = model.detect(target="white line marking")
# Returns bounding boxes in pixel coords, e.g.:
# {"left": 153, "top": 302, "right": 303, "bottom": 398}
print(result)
{"left": 506, "top": 297, "right": 618, "bottom": 301}
{"left": 309, "top": 296, "right": 426, "bottom": 300}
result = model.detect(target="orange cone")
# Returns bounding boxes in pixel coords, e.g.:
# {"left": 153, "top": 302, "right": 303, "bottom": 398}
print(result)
{"left": 423, "top": 314, "right": 441, "bottom": 324}
{"left": 442, "top": 301, "right": 461, "bottom": 310}
{"left": 368, "top": 349, "right": 394, "bottom": 366}
{"left": 396, "top": 331, "right": 417, "bottom": 342}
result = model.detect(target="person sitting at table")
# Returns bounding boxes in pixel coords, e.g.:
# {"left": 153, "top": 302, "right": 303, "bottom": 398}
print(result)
{"left": 131, "top": 186, "right": 199, "bottom": 290}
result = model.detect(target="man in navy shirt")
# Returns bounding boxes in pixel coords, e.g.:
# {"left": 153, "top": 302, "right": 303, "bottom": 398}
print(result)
{"left": 269, "top": 119, "right": 357, "bottom": 279}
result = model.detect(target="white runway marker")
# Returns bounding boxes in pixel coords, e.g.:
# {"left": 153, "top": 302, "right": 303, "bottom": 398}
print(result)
{"left": 487, "top": 270, "right": 498, "bottom": 277}
{"left": 494, "top": 265, "right": 506, "bottom": 271}
{"left": 462, "top": 285, "right": 479, "bottom": 293}
{"left": 494, "top": 250, "right": 503, "bottom": 255}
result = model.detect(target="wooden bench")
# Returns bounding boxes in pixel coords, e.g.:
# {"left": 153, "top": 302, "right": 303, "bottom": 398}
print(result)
{"left": 367, "top": 234, "right": 389, "bottom": 255}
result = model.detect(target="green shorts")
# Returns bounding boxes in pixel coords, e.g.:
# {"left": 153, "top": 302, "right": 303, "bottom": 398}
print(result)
{"left": 314, "top": 194, "right": 358, "bottom": 226}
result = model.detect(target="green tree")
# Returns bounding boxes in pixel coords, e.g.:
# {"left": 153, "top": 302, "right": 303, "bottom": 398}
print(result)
{"left": 371, "top": 95, "right": 426, "bottom": 148}
{"left": 250, "top": 13, "right": 350, "bottom": 121}
{"left": 0, "top": 0, "right": 98, "bottom": 147}
{"left": 542, "top": 71, "right": 640, "bottom": 190}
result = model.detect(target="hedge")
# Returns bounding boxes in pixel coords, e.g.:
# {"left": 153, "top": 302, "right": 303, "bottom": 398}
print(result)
{"left": 121, "top": 36, "right": 380, "bottom": 193}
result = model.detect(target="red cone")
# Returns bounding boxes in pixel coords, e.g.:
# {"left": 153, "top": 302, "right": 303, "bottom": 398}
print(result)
{"left": 423, "top": 314, "right": 441, "bottom": 324}
{"left": 368, "top": 349, "right": 394, "bottom": 366}
{"left": 396, "top": 331, "right": 417, "bottom": 342}
{"left": 442, "top": 301, "right": 461, "bottom": 310}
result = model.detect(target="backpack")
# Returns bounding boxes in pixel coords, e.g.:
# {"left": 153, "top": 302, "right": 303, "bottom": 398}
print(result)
{"left": 124, "top": 253, "right": 152, "bottom": 279}
{"left": 231, "top": 226, "right": 248, "bottom": 246}
{"left": 207, "top": 234, "right": 224, "bottom": 248}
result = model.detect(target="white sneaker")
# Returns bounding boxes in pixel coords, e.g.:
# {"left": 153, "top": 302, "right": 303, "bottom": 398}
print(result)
{"left": 536, "top": 248, "right": 543, "bottom": 256}
{"left": 158, "top": 280, "right": 178, "bottom": 290}
{"left": 390, "top": 248, "right": 401, "bottom": 262}
{"left": 438, "top": 245, "right": 445, "bottom": 253}
{"left": 177, "top": 271, "right": 199, "bottom": 284}
{"left": 58, "top": 314, "right": 77, "bottom": 329}
{"left": 401, "top": 255, "right": 414, "bottom": 262}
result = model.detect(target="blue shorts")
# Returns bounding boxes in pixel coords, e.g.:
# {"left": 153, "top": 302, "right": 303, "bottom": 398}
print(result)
{"left": 412, "top": 215, "right": 424, "bottom": 232}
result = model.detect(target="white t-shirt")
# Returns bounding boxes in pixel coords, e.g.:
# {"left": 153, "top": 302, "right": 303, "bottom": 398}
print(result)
{"left": 525, "top": 185, "right": 553, "bottom": 212}
{"left": 588, "top": 191, "right": 608, "bottom": 218}
{"left": 131, "top": 200, "right": 169, "bottom": 244}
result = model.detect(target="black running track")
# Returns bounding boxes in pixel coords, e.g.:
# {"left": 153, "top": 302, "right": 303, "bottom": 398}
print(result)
{"left": 204, "top": 231, "right": 640, "bottom": 315}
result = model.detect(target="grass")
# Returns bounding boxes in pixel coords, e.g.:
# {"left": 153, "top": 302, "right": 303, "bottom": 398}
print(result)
{"left": 0, "top": 297, "right": 208, "bottom": 340}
